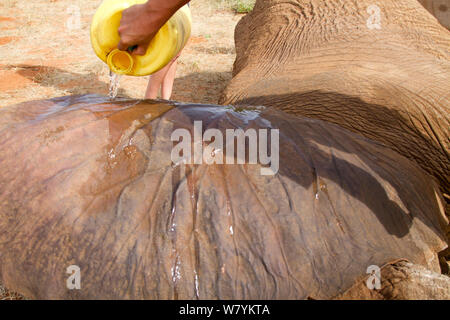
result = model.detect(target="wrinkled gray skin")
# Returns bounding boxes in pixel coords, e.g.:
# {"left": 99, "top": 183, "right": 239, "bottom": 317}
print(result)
{"left": 0, "top": 95, "right": 447, "bottom": 299}
{"left": 220, "top": 0, "right": 450, "bottom": 198}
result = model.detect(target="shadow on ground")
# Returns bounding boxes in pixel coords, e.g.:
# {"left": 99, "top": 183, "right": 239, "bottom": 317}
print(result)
{"left": 172, "top": 71, "right": 232, "bottom": 104}
{"left": 3, "top": 64, "right": 128, "bottom": 98}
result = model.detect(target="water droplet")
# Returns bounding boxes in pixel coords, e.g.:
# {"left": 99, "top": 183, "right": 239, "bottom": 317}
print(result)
{"left": 194, "top": 271, "right": 200, "bottom": 299}
{"left": 171, "top": 256, "right": 181, "bottom": 283}
{"left": 108, "top": 70, "right": 122, "bottom": 100}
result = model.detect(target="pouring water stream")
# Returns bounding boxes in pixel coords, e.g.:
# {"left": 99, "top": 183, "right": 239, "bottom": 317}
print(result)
{"left": 108, "top": 69, "right": 122, "bottom": 100}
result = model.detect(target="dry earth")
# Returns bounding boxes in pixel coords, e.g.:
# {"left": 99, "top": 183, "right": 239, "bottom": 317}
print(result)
{"left": 0, "top": 0, "right": 246, "bottom": 299}
{"left": 0, "top": 0, "right": 243, "bottom": 107}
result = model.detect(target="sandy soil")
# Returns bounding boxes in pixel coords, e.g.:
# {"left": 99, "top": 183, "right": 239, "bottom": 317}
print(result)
{"left": 0, "top": 0, "right": 244, "bottom": 299}
{"left": 0, "top": 0, "right": 243, "bottom": 108}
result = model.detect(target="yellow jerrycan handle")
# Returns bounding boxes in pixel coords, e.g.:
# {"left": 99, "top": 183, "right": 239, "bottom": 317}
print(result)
{"left": 90, "top": 0, "right": 191, "bottom": 76}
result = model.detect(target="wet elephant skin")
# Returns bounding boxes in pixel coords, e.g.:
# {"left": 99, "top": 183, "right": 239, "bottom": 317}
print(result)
{"left": 0, "top": 95, "right": 447, "bottom": 299}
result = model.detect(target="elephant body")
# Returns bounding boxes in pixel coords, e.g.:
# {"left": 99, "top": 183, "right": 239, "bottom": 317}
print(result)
{"left": 0, "top": 95, "right": 447, "bottom": 299}
{"left": 220, "top": 0, "right": 450, "bottom": 198}
{"left": 419, "top": 0, "right": 450, "bottom": 29}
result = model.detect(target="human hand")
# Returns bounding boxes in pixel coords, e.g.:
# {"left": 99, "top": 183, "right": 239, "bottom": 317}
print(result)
{"left": 117, "top": 3, "right": 160, "bottom": 55}
{"left": 117, "top": 0, "right": 189, "bottom": 55}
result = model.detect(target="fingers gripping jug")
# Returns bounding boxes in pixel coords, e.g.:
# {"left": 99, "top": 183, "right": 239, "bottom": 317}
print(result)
{"left": 91, "top": 0, "right": 192, "bottom": 76}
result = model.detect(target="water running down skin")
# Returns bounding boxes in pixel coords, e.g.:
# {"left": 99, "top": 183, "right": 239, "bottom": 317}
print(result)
{"left": 0, "top": 95, "right": 446, "bottom": 299}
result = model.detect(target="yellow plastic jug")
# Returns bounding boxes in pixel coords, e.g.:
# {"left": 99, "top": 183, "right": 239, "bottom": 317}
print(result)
{"left": 90, "top": 0, "right": 191, "bottom": 76}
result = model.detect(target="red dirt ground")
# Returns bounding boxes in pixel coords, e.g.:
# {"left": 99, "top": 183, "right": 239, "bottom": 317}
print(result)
{"left": 0, "top": 0, "right": 242, "bottom": 108}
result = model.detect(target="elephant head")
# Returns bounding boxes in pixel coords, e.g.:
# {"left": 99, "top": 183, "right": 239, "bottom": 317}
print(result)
{"left": 0, "top": 95, "right": 447, "bottom": 299}
{"left": 220, "top": 0, "right": 450, "bottom": 200}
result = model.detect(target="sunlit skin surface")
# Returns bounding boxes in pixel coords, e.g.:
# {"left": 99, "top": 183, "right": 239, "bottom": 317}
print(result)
{"left": 0, "top": 95, "right": 446, "bottom": 299}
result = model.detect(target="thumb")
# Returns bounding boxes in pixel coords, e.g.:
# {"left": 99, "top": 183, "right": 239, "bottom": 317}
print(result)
{"left": 117, "top": 39, "right": 128, "bottom": 52}
{"left": 132, "top": 44, "right": 148, "bottom": 56}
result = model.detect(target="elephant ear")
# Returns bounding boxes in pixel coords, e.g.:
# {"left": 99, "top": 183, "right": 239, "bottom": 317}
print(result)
{"left": 0, "top": 95, "right": 447, "bottom": 299}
